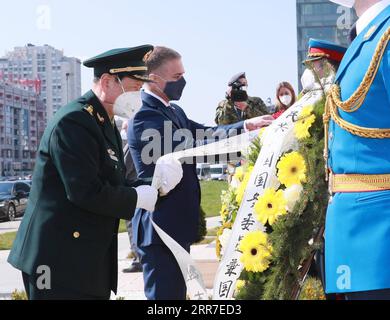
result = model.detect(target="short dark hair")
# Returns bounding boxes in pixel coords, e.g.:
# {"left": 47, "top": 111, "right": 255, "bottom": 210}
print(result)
{"left": 146, "top": 46, "right": 181, "bottom": 74}
{"left": 93, "top": 73, "right": 128, "bottom": 84}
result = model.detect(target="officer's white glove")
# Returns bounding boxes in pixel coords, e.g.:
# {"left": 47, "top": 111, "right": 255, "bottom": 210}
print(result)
{"left": 244, "top": 115, "right": 274, "bottom": 131}
{"left": 153, "top": 156, "right": 184, "bottom": 196}
{"left": 134, "top": 185, "right": 158, "bottom": 212}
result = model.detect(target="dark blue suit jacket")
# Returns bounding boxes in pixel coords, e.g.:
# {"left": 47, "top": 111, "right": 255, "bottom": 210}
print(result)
{"left": 128, "top": 91, "right": 244, "bottom": 247}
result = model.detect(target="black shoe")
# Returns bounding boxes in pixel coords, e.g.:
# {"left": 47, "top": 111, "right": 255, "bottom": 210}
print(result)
{"left": 122, "top": 263, "right": 143, "bottom": 273}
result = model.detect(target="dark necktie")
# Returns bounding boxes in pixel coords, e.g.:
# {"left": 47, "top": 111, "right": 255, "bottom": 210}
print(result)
{"left": 165, "top": 105, "right": 183, "bottom": 129}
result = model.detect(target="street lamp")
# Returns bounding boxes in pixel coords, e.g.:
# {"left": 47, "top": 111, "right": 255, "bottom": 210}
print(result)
{"left": 66, "top": 72, "right": 70, "bottom": 104}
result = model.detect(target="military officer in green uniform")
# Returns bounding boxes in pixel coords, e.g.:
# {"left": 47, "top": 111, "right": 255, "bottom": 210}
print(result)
{"left": 215, "top": 72, "right": 269, "bottom": 125}
{"left": 7, "top": 45, "right": 183, "bottom": 300}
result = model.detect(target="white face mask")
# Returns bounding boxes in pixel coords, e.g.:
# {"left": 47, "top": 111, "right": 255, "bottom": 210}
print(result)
{"left": 113, "top": 78, "right": 143, "bottom": 119}
{"left": 301, "top": 69, "right": 317, "bottom": 90}
{"left": 329, "top": 0, "right": 355, "bottom": 8}
{"left": 279, "top": 94, "right": 292, "bottom": 106}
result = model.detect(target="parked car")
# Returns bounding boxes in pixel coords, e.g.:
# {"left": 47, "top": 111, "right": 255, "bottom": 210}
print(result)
{"left": 20, "top": 180, "right": 32, "bottom": 186}
{"left": 0, "top": 181, "right": 30, "bottom": 221}
{"left": 210, "top": 164, "right": 228, "bottom": 181}
{"left": 196, "top": 163, "right": 211, "bottom": 181}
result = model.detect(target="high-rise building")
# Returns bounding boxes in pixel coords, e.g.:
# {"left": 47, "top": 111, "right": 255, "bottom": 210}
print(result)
{"left": 296, "top": 0, "right": 357, "bottom": 87}
{"left": 0, "top": 44, "right": 81, "bottom": 120}
{"left": 0, "top": 81, "right": 46, "bottom": 176}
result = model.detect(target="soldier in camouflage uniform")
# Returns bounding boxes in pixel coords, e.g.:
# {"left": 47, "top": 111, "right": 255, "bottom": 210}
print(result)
{"left": 215, "top": 72, "right": 269, "bottom": 125}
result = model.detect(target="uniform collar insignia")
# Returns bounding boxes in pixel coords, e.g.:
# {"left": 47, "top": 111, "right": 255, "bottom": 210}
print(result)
{"left": 97, "top": 113, "right": 105, "bottom": 124}
{"left": 364, "top": 25, "right": 378, "bottom": 40}
{"left": 84, "top": 105, "right": 94, "bottom": 116}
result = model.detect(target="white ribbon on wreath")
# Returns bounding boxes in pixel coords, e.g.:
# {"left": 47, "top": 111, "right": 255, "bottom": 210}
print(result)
{"left": 150, "top": 76, "right": 334, "bottom": 300}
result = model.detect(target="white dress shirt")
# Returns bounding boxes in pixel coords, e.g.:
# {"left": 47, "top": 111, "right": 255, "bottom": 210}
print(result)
{"left": 143, "top": 88, "right": 172, "bottom": 108}
{"left": 356, "top": 0, "right": 390, "bottom": 35}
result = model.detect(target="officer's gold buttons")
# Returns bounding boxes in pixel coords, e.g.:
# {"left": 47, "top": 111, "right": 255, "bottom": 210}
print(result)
{"left": 73, "top": 232, "right": 80, "bottom": 239}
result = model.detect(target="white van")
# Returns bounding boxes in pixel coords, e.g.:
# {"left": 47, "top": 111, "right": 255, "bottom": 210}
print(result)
{"left": 210, "top": 164, "right": 228, "bottom": 181}
{"left": 196, "top": 163, "right": 211, "bottom": 181}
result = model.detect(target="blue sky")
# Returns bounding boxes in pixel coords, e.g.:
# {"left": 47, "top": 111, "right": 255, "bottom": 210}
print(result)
{"left": 0, "top": 0, "right": 298, "bottom": 125}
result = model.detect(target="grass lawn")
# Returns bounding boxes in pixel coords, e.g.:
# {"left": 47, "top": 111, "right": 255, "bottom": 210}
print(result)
{"left": 0, "top": 232, "right": 17, "bottom": 251}
{"left": 200, "top": 180, "right": 228, "bottom": 218}
{"left": 119, "top": 220, "right": 128, "bottom": 234}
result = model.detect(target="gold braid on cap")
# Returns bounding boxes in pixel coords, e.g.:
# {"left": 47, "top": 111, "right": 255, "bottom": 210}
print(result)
{"left": 109, "top": 66, "right": 147, "bottom": 74}
{"left": 308, "top": 52, "right": 330, "bottom": 59}
{"left": 323, "top": 26, "right": 390, "bottom": 180}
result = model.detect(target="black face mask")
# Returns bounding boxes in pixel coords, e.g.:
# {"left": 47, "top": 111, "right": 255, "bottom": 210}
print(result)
{"left": 164, "top": 77, "right": 187, "bottom": 101}
{"left": 230, "top": 89, "right": 248, "bottom": 103}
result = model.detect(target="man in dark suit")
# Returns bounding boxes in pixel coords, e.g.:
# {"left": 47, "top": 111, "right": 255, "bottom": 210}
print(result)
{"left": 121, "top": 125, "right": 143, "bottom": 273}
{"left": 128, "top": 46, "right": 274, "bottom": 300}
{"left": 7, "top": 46, "right": 183, "bottom": 300}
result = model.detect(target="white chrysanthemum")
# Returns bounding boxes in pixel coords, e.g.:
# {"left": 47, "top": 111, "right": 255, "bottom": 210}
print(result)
{"left": 230, "top": 177, "right": 241, "bottom": 189}
{"left": 284, "top": 184, "right": 304, "bottom": 212}
{"left": 219, "top": 228, "right": 233, "bottom": 257}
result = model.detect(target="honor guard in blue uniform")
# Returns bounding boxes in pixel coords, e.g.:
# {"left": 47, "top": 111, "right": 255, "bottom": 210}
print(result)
{"left": 6, "top": 46, "right": 184, "bottom": 300}
{"left": 325, "top": 0, "right": 390, "bottom": 300}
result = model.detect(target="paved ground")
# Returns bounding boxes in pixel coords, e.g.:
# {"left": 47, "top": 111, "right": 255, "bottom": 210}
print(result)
{"left": 0, "top": 218, "right": 22, "bottom": 235}
{"left": 111, "top": 233, "right": 218, "bottom": 300}
{"left": 0, "top": 218, "right": 220, "bottom": 300}
{"left": 206, "top": 216, "right": 221, "bottom": 230}
{"left": 0, "top": 250, "right": 25, "bottom": 299}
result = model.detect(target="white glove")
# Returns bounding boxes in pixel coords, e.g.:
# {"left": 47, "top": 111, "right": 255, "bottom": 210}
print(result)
{"left": 134, "top": 185, "right": 158, "bottom": 212}
{"left": 153, "top": 156, "right": 184, "bottom": 196}
{"left": 244, "top": 115, "right": 274, "bottom": 131}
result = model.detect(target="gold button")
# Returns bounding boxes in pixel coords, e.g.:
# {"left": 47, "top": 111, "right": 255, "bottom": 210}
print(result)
{"left": 73, "top": 232, "right": 80, "bottom": 239}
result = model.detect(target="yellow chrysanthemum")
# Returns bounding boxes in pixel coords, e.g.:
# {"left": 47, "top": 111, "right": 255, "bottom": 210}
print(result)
{"left": 299, "top": 277, "right": 326, "bottom": 300}
{"left": 233, "top": 166, "right": 245, "bottom": 182}
{"left": 239, "top": 231, "right": 273, "bottom": 273}
{"left": 258, "top": 127, "right": 266, "bottom": 139}
{"left": 235, "top": 166, "right": 254, "bottom": 204}
{"left": 277, "top": 152, "right": 307, "bottom": 187}
{"left": 220, "top": 204, "right": 228, "bottom": 221}
{"left": 300, "top": 105, "right": 314, "bottom": 118}
{"left": 235, "top": 280, "right": 246, "bottom": 293}
{"left": 254, "top": 188, "right": 287, "bottom": 225}
{"left": 295, "top": 114, "right": 316, "bottom": 140}
{"left": 294, "top": 105, "right": 316, "bottom": 140}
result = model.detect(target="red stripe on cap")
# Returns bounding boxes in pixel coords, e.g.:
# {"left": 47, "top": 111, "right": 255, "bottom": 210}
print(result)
{"left": 309, "top": 47, "right": 345, "bottom": 62}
